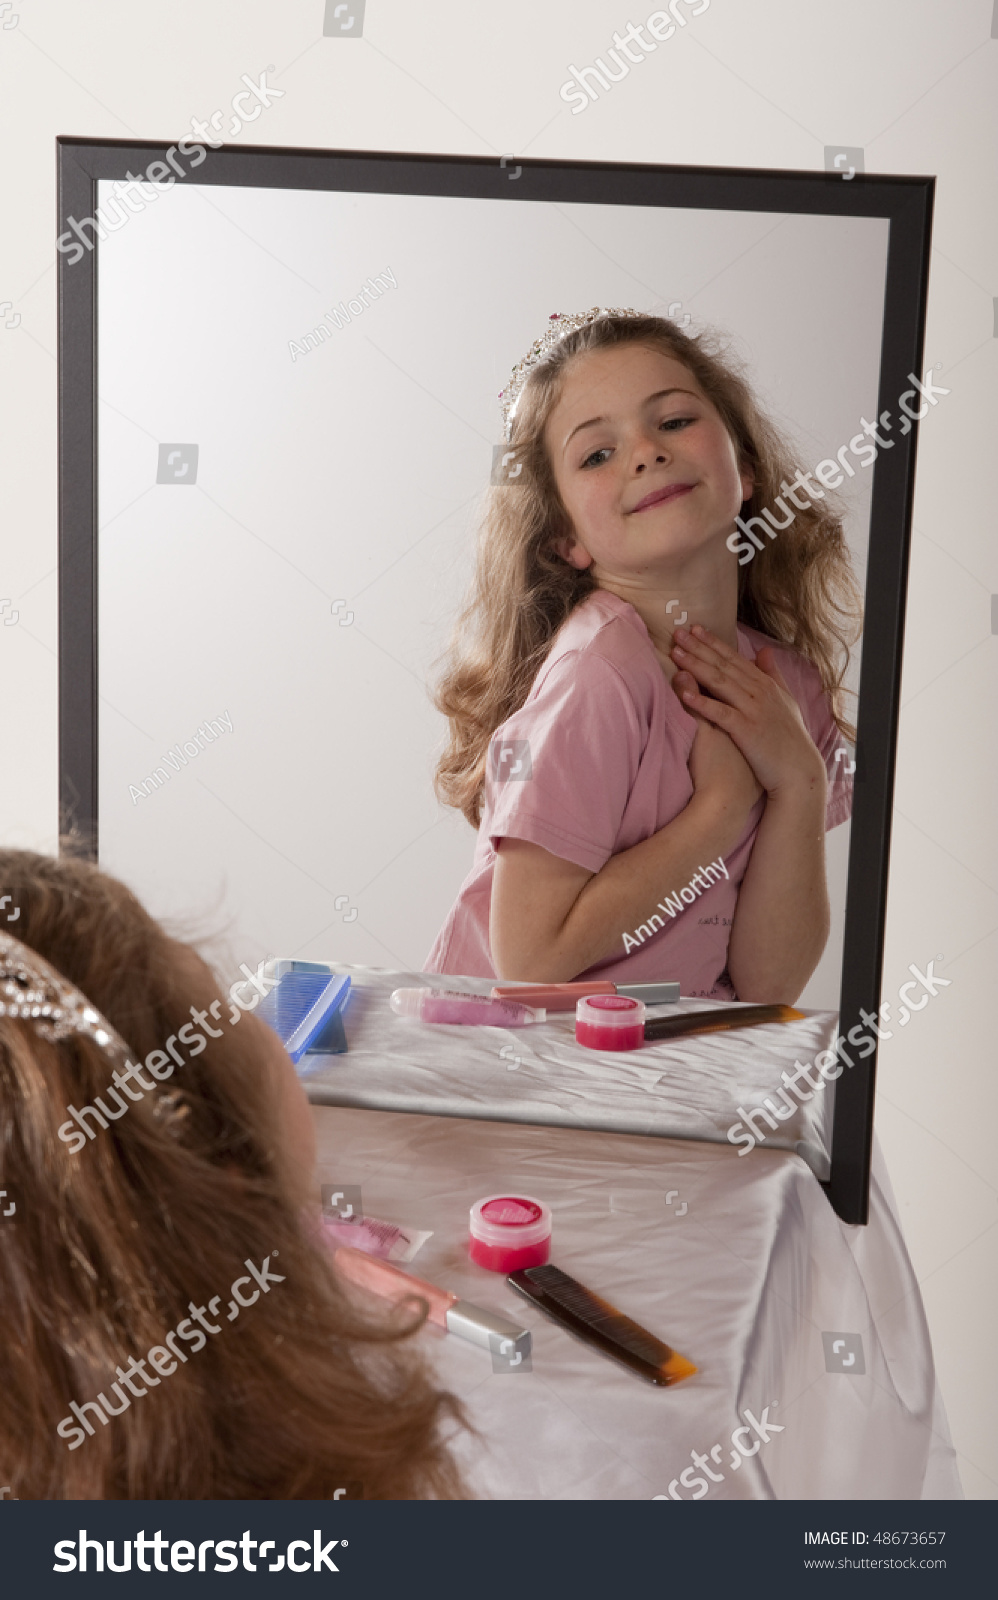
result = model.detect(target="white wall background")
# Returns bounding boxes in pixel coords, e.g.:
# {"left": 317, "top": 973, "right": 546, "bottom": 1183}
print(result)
{"left": 0, "top": 0, "right": 995, "bottom": 1498}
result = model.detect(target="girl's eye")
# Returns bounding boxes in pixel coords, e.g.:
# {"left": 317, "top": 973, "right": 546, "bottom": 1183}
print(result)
{"left": 581, "top": 416, "right": 697, "bottom": 466}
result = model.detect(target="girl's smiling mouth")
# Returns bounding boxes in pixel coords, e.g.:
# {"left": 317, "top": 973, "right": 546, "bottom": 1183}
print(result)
{"left": 628, "top": 482, "right": 697, "bottom": 513}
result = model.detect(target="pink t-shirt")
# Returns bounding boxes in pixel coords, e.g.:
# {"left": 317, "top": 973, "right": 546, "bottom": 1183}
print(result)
{"left": 425, "top": 590, "right": 852, "bottom": 998}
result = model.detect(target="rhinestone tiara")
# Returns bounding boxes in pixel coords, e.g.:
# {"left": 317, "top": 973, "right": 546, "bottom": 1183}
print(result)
{"left": 0, "top": 929, "right": 130, "bottom": 1060}
{"left": 498, "top": 307, "right": 646, "bottom": 442}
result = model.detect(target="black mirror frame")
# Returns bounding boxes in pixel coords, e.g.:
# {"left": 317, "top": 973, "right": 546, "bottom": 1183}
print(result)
{"left": 57, "top": 137, "right": 934, "bottom": 1225}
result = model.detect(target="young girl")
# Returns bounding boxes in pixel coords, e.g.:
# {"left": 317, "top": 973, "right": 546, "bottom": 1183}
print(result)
{"left": 0, "top": 846, "right": 467, "bottom": 1499}
{"left": 428, "top": 309, "right": 861, "bottom": 1004}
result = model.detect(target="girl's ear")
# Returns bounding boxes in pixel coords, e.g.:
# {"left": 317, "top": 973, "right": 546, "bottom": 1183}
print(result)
{"left": 555, "top": 535, "right": 593, "bottom": 570}
{"left": 739, "top": 462, "right": 755, "bottom": 506}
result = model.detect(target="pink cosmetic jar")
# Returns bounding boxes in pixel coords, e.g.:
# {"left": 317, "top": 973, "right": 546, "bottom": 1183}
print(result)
{"left": 575, "top": 993, "right": 646, "bottom": 1051}
{"left": 469, "top": 1194, "right": 552, "bottom": 1273}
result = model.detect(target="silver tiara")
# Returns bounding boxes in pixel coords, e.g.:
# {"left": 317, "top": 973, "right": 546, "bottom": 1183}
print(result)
{"left": 498, "top": 307, "right": 646, "bottom": 442}
{"left": 0, "top": 929, "right": 130, "bottom": 1060}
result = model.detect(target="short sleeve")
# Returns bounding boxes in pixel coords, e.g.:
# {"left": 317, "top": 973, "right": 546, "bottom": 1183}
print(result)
{"left": 485, "top": 648, "right": 645, "bottom": 874}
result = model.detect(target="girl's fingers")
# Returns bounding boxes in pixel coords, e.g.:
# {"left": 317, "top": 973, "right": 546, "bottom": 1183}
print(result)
{"left": 673, "top": 624, "right": 729, "bottom": 664}
{"left": 673, "top": 626, "right": 756, "bottom": 687}
{"left": 677, "top": 682, "right": 736, "bottom": 730}
{"left": 671, "top": 644, "right": 754, "bottom": 709}
{"left": 689, "top": 629, "right": 792, "bottom": 706}
{"left": 674, "top": 628, "right": 796, "bottom": 718}
{"left": 753, "top": 644, "right": 792, "bottom": 695}
{"left": 673, "top": 670, "right": 713, "bottom": 721}
{"left": 673, "top": 668, "right": 701, "bottom": 708}
{"left": 687, "top": 623, "right": 737, "bottom": 658}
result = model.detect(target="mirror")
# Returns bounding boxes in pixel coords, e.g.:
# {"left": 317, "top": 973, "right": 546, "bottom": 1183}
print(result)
{"left": 93, "top": 183, "right": 888, "bottom": 1003}
{"left": 58, "top": 143, "right": 931, "bottom": 1221}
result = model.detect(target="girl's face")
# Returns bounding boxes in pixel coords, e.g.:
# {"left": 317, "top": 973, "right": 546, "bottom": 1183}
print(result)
{"left": 543, "top": 343, "right": 753, "bottom": 579}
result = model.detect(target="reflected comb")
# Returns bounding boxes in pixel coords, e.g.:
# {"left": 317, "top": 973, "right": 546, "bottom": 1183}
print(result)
{"left": 507, "top": 1263, "right": 696, "bottom": 1386}
{"left": 643, "top": 1002, "right": 804, "bottom": 1043}
{"left": 255, "top": 968, "right": 350, "bottom": 1065}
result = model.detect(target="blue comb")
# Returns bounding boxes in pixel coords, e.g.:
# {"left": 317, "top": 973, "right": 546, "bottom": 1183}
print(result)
{"left": 255, "top": 966, "right": 351, "bottom": 1065}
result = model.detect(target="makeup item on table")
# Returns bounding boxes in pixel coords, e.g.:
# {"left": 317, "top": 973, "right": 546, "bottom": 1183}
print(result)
{"left": 575, "top": 994, "right": 646, "bottom": 1051}
{"left": 256, "top": 964, "right": 351, "bottom": 1064}
{"left": 508, "top": 1263, "right": 696, "bottom": 1387}
{"left": 261, "top": 960, "right": 350, "bottom": 1058}
{"left": 643, "top": 1002, "right": 804, "bottom": 1043}
{"left": 469, "top": 1194, "right": 552, "bottom": 1273}
{"left": 492, "top": 979, "right": 679, "bottom": 1011}
{"left": 332, "top": 1245, "right": 531, "bottom": 1359}
{"left": 390, "top": 987, "right": 545, "bottom": 1026}
{"left": 573, "top": 996, "right": 806, "bottom": 1052}
{"left": 321, "top": 1212, "right": 433, "bottom": 1264}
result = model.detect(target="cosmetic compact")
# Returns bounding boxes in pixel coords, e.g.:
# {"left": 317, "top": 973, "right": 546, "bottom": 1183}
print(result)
{"left": 469, "top": 1194, "right": 552, "bottom": 1273}
{"left": 575, "top": 993, "right": 646, "bottom": 1051}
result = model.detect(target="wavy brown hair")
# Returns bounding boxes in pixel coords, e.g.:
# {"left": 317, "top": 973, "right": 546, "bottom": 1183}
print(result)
{"left": 0, "top": 845, "right": 469, "bottom": 1500}
{"left": 433, "top": 313, "right": 862, "bottom": 826}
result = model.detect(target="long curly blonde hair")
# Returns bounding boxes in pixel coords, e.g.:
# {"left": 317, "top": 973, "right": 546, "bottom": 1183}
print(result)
{"left": 433, "top": 313, "right": 862, "bottom": 828}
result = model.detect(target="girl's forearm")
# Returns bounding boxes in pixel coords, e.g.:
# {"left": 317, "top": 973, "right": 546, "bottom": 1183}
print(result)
{"left": 545, "top": 791, "right": 753, "bottom": 978}
{"left": 726, "top": 784, "right": 829, "bottom": 1004}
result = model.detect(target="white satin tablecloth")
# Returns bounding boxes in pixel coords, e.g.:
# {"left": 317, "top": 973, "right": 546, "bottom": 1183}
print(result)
{"left": 312, "top": 1103, "right": 962, "bottom": 1501}
{"left": 302, "top": 965, "right": 837, "bottom": 1179}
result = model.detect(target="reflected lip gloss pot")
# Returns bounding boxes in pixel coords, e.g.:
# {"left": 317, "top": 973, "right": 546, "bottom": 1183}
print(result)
{"left": 575, "top": 994, "right": 646, "bottom": 1051}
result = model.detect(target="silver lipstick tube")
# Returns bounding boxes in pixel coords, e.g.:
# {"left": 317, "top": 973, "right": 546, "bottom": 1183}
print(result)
{"left": 445, "top": 1299, "right": 532, "bottom": 1359}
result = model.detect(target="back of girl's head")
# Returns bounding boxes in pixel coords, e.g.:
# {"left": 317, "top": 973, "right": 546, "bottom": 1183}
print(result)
{"left": 433, "top": 312, "right": 861, "bottom": 826}
{"left": 0, "top": 845, "right": 467, "bottom": 1499}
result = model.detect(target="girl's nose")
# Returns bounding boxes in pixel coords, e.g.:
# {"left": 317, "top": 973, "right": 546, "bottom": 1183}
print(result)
{"left": 634, "top": 448, "right": 669, "bottom": 474}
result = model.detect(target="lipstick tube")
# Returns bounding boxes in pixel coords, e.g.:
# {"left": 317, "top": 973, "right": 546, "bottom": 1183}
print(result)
{"left": 491, "top": 980, "right": 679, "bottom": 1012}
{"left": 390, "top": 988, "right": 546, "bottom": 1026}
{"left": 331, "top": 1246, "right": 531, "bottom": 1358}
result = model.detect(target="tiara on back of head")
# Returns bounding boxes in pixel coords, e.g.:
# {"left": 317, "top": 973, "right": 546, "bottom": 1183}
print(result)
{"left": 0, "top": 928, "right": 129, "bottom": 1060}
{"left": 498, "top": 307, "right": 646, "bottom": 442}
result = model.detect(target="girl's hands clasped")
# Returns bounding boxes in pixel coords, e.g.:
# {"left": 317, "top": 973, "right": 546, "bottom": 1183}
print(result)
{"left": 684, "top": 707, "right": 763, "bottom": 818}
{"left": 671, "top": 624, "right": 826, "bottom": 800}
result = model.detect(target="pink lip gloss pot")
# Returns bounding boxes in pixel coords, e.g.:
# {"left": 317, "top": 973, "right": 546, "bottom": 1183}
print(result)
{"left": 575, "top": 994, "right": 646, "bottom": 1051}
{"left": 469, "top": 1194, "right": 552, "bottom": 1273}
